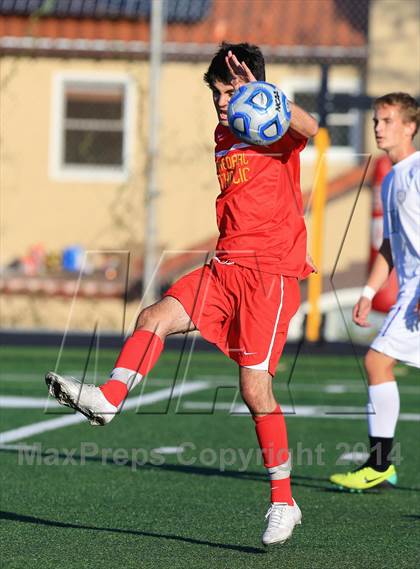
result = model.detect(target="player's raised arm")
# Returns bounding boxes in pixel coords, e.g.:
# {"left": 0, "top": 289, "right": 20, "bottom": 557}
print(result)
{"left": 288, "top": 101, "right": 319, "bottom": 139}
{"left": 353, "top": 238, "right": 393, "bottom": 327}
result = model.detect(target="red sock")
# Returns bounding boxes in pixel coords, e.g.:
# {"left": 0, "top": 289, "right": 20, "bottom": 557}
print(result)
{"left": 100, "top": 380, "right": 128, "bottom": 407}
{"left": 253, "top": 404, "right": 293, "bottom": 505}
{"left": 100, "top": 330, "right": 163, "bottom": 407}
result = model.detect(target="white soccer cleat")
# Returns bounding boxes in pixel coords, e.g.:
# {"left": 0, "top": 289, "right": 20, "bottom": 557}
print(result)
{"left": 262, "top": 499, "right": 302, "bottom": 546}
{"left": 45, "top": 372, "right": 118, "bottom": 426}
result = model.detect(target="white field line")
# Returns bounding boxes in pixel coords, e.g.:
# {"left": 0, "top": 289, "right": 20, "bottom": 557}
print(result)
{"left": 0, "top": 373, "right": 175, "bottom": 387}
{"left": 0, "top": 396, "right": 61, "bottom": 408}
{"left": 181, "top": 401, "right": 420, "bottom": 421}
{"left": 339, "top": 452, "right": 369, "bottom": 462}
{"left": 152, "top": 446, "right": 185, "bottom": 454}
{"left": 0, "top": 381, "right": 210, "bottom": 445}
{"left": 2, "top": 372, "right": 419, "bottom": 395}
{"left": 0, "top": 382, "right": 179, "bottom": 407}
{"left": 0, "top": 443, "right": 39, "bottom": 451}
{"left": 195, "top": 376, "right": 420, "bottom": 395}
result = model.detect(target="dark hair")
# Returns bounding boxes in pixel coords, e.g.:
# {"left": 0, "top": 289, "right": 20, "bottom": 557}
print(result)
{"left": 203, "top": 42, "right": 266, "bottom": 87}
{"left": 374, "top": 92, "right": 419, "bottom": 136}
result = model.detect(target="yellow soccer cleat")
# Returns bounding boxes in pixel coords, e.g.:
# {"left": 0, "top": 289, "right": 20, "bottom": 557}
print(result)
{"left": 329, "top": 465, "right": 397, "bottom": 492}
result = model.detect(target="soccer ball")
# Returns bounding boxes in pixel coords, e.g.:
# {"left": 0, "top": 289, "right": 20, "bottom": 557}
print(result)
{"left": 227, "top": 81, "right": 291, "bottom": 146}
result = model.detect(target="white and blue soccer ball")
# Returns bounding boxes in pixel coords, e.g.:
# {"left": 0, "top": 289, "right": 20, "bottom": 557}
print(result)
{"left": 227, "top": 81, "right": 291, "bottom": 145}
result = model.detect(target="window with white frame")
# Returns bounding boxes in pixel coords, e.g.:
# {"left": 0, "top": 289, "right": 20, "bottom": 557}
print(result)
{"left": 51, "top": 75, "right": 134, "bottom": 181}
{"left": 282, "top": 76, "right": 362, "bottom": 158}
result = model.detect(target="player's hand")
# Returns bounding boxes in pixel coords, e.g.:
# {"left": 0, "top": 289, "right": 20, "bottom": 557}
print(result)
{"left": 225, "top": 50, "right": 257, "bottom": 90}
{"left": 352, "top": 296, "right": 372, "bottom": 327}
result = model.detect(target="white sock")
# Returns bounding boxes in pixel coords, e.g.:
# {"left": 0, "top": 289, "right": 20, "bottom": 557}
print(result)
{"left": 110, "top": 367, "right": 143, "bottom": 391}
{"left": 367, "top": 382, "right": 400, "bottom": 438}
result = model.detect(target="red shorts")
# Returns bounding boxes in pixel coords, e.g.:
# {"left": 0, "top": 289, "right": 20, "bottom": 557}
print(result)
{"left": 164, "top": 260, "right": 300, "bottom": 376}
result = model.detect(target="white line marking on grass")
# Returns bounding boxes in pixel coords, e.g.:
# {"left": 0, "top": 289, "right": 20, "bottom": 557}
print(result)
{"left": 0, "top": 374, "right": 177, "bottom": 386}
{"left": 0, "top": 396, "right": 61, "bottom": 408}
{"left": 0, "top": 443, "right": 186, "bottom": 454}
{"left": 0, "top": 381, "right": 210, "bottom": 445}
{"left": 339, "top": 452, "right": 369, "bottom": 462}
{"left": 196, "top": 376, "right": 420, "bottom": 395}
{"left": 0, "top": 443, "right": 41, "bottom": 451}
{"left": 182, "top": 401, "right": 248, "bottom": 412}
{"left": 0, "top": 374, "right": 44, "bottom": 382}
{"left": 152, "top": 446, "right": 185, "bottom": 454}
{"left": 0, "top": 414, "right": 90, "bottom": 445}
{"left": 181, "top": 401, "right": 420, "bottom": 421}
{"left": 324, "top": 385, "right": 348, "bottom": 394}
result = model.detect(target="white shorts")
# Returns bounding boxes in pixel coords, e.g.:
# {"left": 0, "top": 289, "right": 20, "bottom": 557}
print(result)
{"left": 371, "top": 285, "right": 420, "bottom": 368}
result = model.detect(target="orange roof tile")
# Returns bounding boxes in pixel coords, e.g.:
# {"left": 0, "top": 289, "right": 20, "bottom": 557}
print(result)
{"left": 0, "top": 0, "right": 368, "bottom": 51}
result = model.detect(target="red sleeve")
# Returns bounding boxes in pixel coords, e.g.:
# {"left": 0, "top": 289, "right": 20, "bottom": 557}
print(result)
{"left": 288, "top": 129, "right": 308, "bottom": 152}
{"left": 270, "top": 130, "right": 308, "bottom": 154}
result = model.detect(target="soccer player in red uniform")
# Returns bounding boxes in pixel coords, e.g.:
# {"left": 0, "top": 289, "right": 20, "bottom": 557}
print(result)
{"left": 46, "top": 43, "right": 318, "bottom": 546}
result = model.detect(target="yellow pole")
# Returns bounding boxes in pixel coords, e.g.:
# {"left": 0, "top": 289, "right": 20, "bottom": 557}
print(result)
{"left": 305, "top": 127, "right": 330, "bottom": 342}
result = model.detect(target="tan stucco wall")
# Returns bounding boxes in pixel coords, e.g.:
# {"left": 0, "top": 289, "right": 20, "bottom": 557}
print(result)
{"left": 0, "top": 294, "right": 137, "bottom": 332}
{"left": 0, "top": 57, "right": 218, "bottom": 265}
{"left": 318, "top": 187, "right": 371, "bottom": 276}
{"left": 1, "top": 58, "right": 141, "bottom": 263}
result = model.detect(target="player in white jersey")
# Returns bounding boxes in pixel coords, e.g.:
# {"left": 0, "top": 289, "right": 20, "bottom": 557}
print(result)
{"left": 330, "top": 92, "right": 419, "bottom": 491}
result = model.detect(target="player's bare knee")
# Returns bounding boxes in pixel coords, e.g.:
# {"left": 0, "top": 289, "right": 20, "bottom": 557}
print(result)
{"left": 135, "top": 304, "right": 170, "bottom": 336}
{"left": 241, "top": 392, "right": 262, "bottom": 415}
{"left": 240, "top": 383, "right": 272, "bottom": 414}
{"left": 240, "top": 382, "right": 255, "bottom": 405}
{"left": 134, "top": 297, "right": 191, "bottom": 337}
{"left": 135, "top": 306, "right": 153, "bottom": 329}
{"left": 240, "top": 378, "right": 257, "bottom": 400}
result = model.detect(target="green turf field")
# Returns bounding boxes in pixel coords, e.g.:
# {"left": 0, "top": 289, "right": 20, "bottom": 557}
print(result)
{"left": 1, "top": 345, "right": 419, "bottom": 569}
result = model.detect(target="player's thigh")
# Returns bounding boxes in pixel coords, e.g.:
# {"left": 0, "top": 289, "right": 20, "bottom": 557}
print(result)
{"left": 239, "top": 367, "right": 276, "bottom": 414}
{"left": 136, "top": 296, "right": 196, "bottom": 335}
{"left": 164, "top": 264, "right": 232, "bottom": 342}
{"left": 364, "top": 348, "right": 396, "bottom": 384}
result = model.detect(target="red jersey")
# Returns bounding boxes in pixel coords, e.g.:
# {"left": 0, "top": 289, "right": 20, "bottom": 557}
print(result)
{"left": 214, "top": 124, "right": 312, "bottom": 278}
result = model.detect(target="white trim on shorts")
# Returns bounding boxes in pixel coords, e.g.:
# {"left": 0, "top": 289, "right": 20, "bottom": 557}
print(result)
{"left": 243, "top": 275, "right": 284, "bottom": 372}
